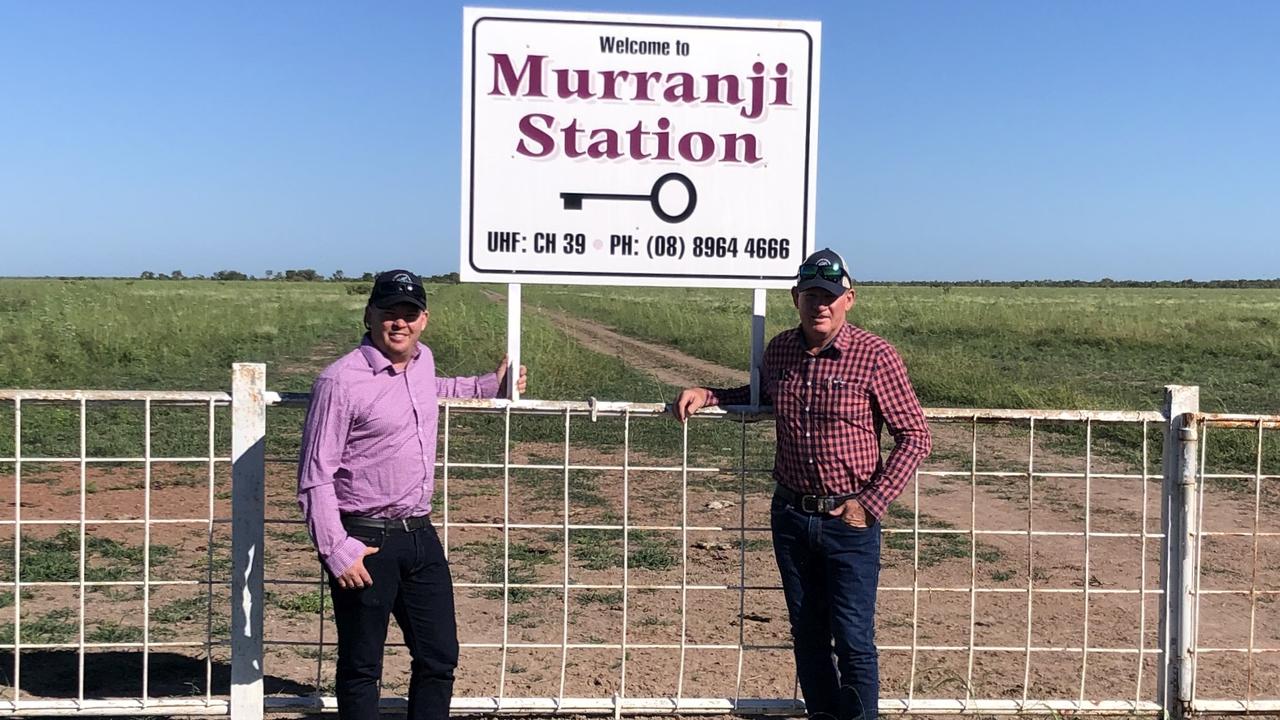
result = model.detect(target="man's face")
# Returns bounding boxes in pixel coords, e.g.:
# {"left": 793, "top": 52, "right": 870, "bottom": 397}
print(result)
{"left": 366, "top": 302, "right": 428, "bottom": 361}
{"left": 792, "top": 286, "right": 855, "bottom": 338}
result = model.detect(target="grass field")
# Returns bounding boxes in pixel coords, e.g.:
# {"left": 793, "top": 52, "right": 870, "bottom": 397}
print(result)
{"left": 5, "top": 279, "right": 1277, "bottom": 412}
{"left": 0, "top": 279, "right": 676, "bottom": 398}
{"left": 0, "top": 279, "right": 674, "bottom": 460}
{"left": 2, "top": 279, "right": 1277, "bottom": 467}
{"left": 524, "top": 284, "right": 1280, "bottom": 414}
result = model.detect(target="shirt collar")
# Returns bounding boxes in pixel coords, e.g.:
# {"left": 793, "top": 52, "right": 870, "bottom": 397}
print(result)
{"left": 358, "top": 335, "right": 422, "bottom": 375}
{"left": 830, "top": 322, "right": 856, "bottom": 354}
{"left": 797, "top": 322, "right": 854, "bottom": 358}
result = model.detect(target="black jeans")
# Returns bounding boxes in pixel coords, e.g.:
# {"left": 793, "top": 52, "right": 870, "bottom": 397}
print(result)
{"left": 328, "top": 522, "right": 458, "bottom": 720}
{"left": 771, "top": 494, "right": 882, "bottom": 720}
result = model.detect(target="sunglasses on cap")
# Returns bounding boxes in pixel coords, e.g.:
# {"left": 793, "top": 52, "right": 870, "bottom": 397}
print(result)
{"left": 797, "top": 263, "right": 847, "bottom": 283}
{"left": 373, "top": 280, "right": 426, "bottom": 299}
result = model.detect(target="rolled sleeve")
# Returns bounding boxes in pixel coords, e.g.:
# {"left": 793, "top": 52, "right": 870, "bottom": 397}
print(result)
{"left": 436, "top": 371, "right": 500, "bottom": 399}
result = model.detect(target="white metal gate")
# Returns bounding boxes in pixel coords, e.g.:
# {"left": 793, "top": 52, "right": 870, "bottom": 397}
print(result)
{"left": 0, "top": 364, "right": 1276, "bottom": 718}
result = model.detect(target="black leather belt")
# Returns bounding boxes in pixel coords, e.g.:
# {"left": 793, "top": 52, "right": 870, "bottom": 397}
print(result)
{"left": 774, "top": 484, "right": 856, "bottom": 514}
{"left": 341, "top": 515, "right": 432, "bottom": 533}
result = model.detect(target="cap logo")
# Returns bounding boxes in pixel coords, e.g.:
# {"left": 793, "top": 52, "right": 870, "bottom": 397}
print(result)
{"left": 392, "top": 273, "right": 412, "bottom": 283}
{"left": 815, "top": 258, "right": 832, "bottom": 267}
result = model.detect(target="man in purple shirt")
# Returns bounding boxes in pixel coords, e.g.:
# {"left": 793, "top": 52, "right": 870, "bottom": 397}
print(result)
{"left": 298, "top": 269, "right": 527, "bottom": 720}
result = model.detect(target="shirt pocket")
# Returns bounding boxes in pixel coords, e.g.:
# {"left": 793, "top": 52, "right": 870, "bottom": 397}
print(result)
{"left": 816, "top": 375, "right": 865, "bottom": 421}
{"left": 810, "top": 375, "right": 836, "bottom": 419}
{"left": 770, "top": 369, "right": 807, "bottom": 433}
{"left": 770, "top": 368, "right": 804, "bottom": 405}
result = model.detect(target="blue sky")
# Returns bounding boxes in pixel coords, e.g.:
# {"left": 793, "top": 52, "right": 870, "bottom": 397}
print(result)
{"left": 1, "top": 1, "right": 1277, "bottom": 281}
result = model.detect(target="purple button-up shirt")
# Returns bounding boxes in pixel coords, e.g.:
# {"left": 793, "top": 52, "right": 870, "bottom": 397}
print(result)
{"left": 297, "top": 337, "right": 499, "bottom": 576}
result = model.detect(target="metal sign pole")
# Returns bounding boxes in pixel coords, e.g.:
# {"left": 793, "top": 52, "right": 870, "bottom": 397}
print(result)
{"left": 507, "top": 283, "right": 521, "bottom": 401}
{"left": 750, "top": 289, "right": 767, "bottom": 407}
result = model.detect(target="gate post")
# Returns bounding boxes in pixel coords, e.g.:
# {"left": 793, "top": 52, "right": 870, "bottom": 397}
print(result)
{"left": 231, "top": 364, "right": 267, "bottom": 720}
{"left": 1158, "top": 385, "right": 1199, "bottom": 720}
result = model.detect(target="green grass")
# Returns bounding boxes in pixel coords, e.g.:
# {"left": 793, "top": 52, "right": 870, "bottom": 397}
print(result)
{"left": 568, "top": 529, "right": 677, "bottom": 571}
{"left": 86, "top": 621, "right": 144, "bottom": 644}
{"left": 7, "top": 281, "right": 1278, "bottom": 415}
{"left": 0, "top": 589, "right": 34, "bottom": 608}
{"left": 882, "top": 504, "right": 1004, "bottom": 569}
{"left": 3, "top": 280, "right": 1276, "bottom": 474}
{"left": 506, "top": 609, "right": 539, "bottom": 628}
{"left": 151, "top": 595, "right": 209, "bottom": 624}
{"left": 269, "top": 589, "right": 327, "bottom": 616}
{"left": 521, "top": 470, "right": 608, "bottom": 507}
{"left": 267, "top": 526, "right": 314, "bottom": 545}
{"left": 523, "top": 285, "right": 1280, "bottom": 414}
{"left": 291, "top": 645, "right": 336, "bottom": 661}
{"left": 525, "top": 285, "right": 1280, "bottom": 473}
{"left": 0, "top": 279, "right": 674, "bottom": 460}
{"left": 575, "top": 590, "right": 623, "bottom": 605}
{"left": 455, "top": 539, "right": 556, "bottom": 603}
{"left": 0, "top": 530, "right": 174, "bottom": 583}
{"left": 0, "top": 607, "right": 78, "bottom": 645}
{"left": 0, "top": 279, "right": 371, "bottom": 389}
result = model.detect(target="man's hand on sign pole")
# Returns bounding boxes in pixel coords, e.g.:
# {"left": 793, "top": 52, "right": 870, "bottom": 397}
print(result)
{"left": 495, "top": 354, "right": 528, "bottom": 396}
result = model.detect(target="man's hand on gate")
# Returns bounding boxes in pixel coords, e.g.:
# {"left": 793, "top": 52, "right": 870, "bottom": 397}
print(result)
{"left": 336, "top": 546, "right": 380, "bottom": 589}
{"left": 495, "top": 354, "right": 528, "bottom": 395}
{"left": 672, "top": 387, "right": 712, "bottom": 422}
{"left": 830, "top": 499, "right": 869, "bottom": 528}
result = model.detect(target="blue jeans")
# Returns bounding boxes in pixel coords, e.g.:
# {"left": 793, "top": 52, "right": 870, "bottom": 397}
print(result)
{"left": 771, "top": 494, "right": 881, "bottom": 720}
{"left": 328, "top": 523, "right": 458, "bottom": 720}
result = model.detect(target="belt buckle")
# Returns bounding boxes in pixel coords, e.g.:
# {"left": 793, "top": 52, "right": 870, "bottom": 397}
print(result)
{"left": 401, "top": 518, "right": 411, "bottom": 532}
{"left": 800, "top": 495, "right": 820, "bottom": 513}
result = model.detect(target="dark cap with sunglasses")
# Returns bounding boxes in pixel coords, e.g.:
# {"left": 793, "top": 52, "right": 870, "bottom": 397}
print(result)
{"left": 795, "top": 249, "right": 852, "bottom": 296}
{"left": 369, "top": 269, "right": 428, "bottom": 310}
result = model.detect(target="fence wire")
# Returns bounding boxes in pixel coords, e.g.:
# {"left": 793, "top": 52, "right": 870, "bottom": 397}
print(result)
{"left": 0, "top": 384, "right": 1276, "bottom": 718}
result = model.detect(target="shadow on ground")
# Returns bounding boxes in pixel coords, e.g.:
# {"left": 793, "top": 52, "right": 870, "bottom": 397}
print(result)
{"left": 0, "top": 650, "right": 312, "bottom": 699}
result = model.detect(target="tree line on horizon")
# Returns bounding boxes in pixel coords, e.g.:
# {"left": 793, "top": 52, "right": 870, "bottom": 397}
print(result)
{"left": 10, "top": 270, "right": 1280, "bottom": 289}
{"left": 135, "top": 269, "right": 463, "bottom": 283}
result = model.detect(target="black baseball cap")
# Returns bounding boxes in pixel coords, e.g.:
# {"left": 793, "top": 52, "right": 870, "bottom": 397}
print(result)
{"left": 369, "top": 269, "right": 427, "bottom": 310}
{"left": 795, "top": 249, "right": 852, "bottom": 295}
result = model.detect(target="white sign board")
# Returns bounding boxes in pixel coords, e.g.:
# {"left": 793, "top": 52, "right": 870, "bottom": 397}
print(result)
{"left": 460, "top": 7, "right": 821, "bottom": 288}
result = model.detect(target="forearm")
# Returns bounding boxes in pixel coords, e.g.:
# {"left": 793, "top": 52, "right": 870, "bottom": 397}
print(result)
{"left": 857, "top": 426, "right": 931, "bottom": 519}
{"left": 707, "top": 384, "right": 752, "bottom": 407}
{"left": 437, "top": 372, "right": 500, "bottom": 399}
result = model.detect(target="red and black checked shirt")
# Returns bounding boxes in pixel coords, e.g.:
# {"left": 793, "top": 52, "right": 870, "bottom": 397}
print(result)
{"left": 707, "top": 323, "right": 931, "bottom": 520}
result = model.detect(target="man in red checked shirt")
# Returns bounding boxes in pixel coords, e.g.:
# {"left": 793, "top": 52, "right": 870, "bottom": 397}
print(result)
{"left": 672, "top": 249, "right": 931, "bottom": 720}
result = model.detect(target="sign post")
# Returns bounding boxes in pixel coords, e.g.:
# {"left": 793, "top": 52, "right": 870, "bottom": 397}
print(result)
{"left": 462, "top": 7, "right": 821, "bottom": 403}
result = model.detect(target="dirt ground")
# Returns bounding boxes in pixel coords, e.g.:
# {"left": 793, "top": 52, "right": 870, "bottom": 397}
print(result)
{"left": 0, "top": 310, "right": 1275, "bottom": 713}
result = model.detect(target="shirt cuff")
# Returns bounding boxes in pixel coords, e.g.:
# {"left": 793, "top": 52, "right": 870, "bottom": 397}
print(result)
{"left": 854, "top": 487, "right": 888, "bottom": 521}
{"left": 322, "top": 535, "right": 370, "bottom": 577}
{"left": 479, "top": 371, "right": 501, "bottom": 398}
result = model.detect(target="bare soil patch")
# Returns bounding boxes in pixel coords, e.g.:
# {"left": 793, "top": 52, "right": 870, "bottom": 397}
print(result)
{"left": 4, "top": 440, "right": 1273, "bottom": 706}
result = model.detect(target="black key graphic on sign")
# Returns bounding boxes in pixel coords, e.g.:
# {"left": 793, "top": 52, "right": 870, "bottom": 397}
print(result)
{"left": 560, "top": 172, "right": 697, "bottom": 223}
